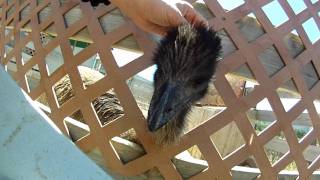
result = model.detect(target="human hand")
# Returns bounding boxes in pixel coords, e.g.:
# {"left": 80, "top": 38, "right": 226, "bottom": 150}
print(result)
{"left": 110, "top": 0, "right": 208, "bottom": 36}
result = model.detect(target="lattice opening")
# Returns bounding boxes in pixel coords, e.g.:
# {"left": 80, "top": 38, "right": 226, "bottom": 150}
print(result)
{"left": 211, "top": 121, "right": 246, "bottom": 159}
{"left": 186, "top": 83, "right": 226, "bottom": 133}
{"left": 278, "top": 161, "right": 298, "bottom": 179}
{"left": 34, "top": 92, "right": 52, "bottom": 117}
{"left": 53, "top": 74, "right": 74, "bottom": 107}
{"left": 19, "top": 3, "right": 30, "bottom": 21}
{"left": 232, "top": 156, "right": 260, "bottom": 178}
{"left": 127, "top": 65, "right": 156, "bottom": 119}
{"left": 69, "top": 27, "right": 91, "bottom": 55}
{"left": 218, "top": 29, "right": 237, "bottom": 58}
{"left": 19, "top": 20, "right": 31, "bottom": 40}
{"left": 217, "top": 0, "right": 245, "bottom": 11}
{"left": 64, "top": 110, "right": 90, "bottom": 142}
{"left": 262, "top": 0, "right": 289, "bottom": 28}
{"left": 5, "top": 20, "right": 13, "bottom": 36}
{"left": 6, "top": 5, "right": 15, "bottom": 19}
{"left": 40, "top": 22, "right": 56, "bottom": 46}
{"left": 192, "top": 0, "right": 215, "bottom": 20}
{"left": 64, "top": 5, "right": 83, "bottom": 28}
{"left": 258, "top": 45, "right": 285, "bottom": 77}
{"left": 278, "top": 161, "right": 299, "bottom": 174}
{"left": 302, "top": 61, "right": 319, "bottom": 90}
{"left": 38, "top": 3, "right": 52, "bottom": 23}
{"left": 111, "top": 35, "right": 144, "bottom": 67}
{"left": 92, "top": 89, "right": 124, "bottom": 126}
{"left": 25, "top": 64, "right": 40, "bottom": 92}
{"left": 287, "top": 0, "right": 307, "bottom": 15}
{"left": 59, "top": 0, "right": 67, "bottom": 6}
{"left": 264, "top": 131, "right": 290, "bottom": 167}
{"left": 5, "top": 36, "right": 15, "bottom": 56}
{"left": 78, "top": 54, "right": 106, "bottom": 89}
{"left": 302, "top": 17, "right": 320, "bottom": 44}
{"left": 224, "top": 74, "right": 244, "bottom": 98}
{"left": 172, "top": 145, "right": 208, "bottom": 179}
{"left": 187, "top": 89, "right": 226, "bottom": 134}
{"left": 4, "top": 57, "right": 17, "bottom": 77}
{"left": 144, "top": 167, "right": 164, "bottom": 179}
{"left": 276, "top": 78, "right": 301, "bottom": 112}
{"left": 110, "top": 128, "right": 146, "bottom": 164}
{"left": 311, "top": 0, "right": 319, "bottom": 4}
{"left": 98, "top": 8, "right": 125, "bottom": 34}
{"left": 292, "top": 110, "right": 313, "bottom": 142}
{"left": 283, "top": 30, "right": 305, "bottom": 59}
{"left": 314, "top": 99, "right": 320, "bottom": 116}
{"left": 195, "top": 81, "right": 225, "bottom": 107}
{"left": 45, "top": 46, "right": 64, "bottom": 75}
{"left": 247, "top": 98, "right": 277, "bottom": 136}
{"left": 236, "top": 13, "right": 265, "bottom": 43}
{"left": 35, "top": 92, "right": 50, "bottom": 108}
{"left": 37, "top": 0, "right": 44, "bottom": 5}
{"left": 225, "top": 63, "right": 259, "bottom": 97}
{"left": 303, "top": 139, "right": 320, "bottom": 168}
{"left": 7, "top": 0, "right": 14, "bottom": 5}
{"left": 86, "top": 147, "right": 106, "bottom": 171}
{"left": 238, "top": 156, "right": 259, "bottom": 168}
{"left": 21, "top": 41, "right": 35, "bottom": 65}
{"left": 0, "top": 18, "right": 2, "bottom": 30}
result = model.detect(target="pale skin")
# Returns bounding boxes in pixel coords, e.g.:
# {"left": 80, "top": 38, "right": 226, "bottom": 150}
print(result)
{"left": 109, "top": 0, "right": 208, "bottom": 36}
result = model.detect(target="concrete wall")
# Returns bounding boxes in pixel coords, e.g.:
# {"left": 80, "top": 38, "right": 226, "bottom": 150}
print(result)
{"left": 0, "top": 66, "right": 112, "bottom": 180}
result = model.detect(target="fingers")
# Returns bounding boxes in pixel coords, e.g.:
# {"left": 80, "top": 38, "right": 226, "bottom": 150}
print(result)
{"left": 144, "top": 0, "right": 186, "bottom": 28}
{"left": 134, "top": 17, "right": 171, "bottom": 36}
{"left": 143, "top": 22, "right": 171, "bottom": 36}
{"left": 164, "top": 8, "right": 187, "bottom": 27}
{"left": 176, "top": 1, "right": 208, "bottom": 27}
{"left": 118, "top": 0, "right": 208, "bottom": 36}
{"left": 162, "top": 2, "right": 187, "bottom": 27}
{"left": 139, "top": 1, "right": 208, "bottom": 36}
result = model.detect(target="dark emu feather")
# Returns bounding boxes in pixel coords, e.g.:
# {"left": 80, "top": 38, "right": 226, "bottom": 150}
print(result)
{"left": 147, "top": 24, "right": 222, "bottom": 145}
{"left": 81, "top": 0, "right": 110, "bottom": 7}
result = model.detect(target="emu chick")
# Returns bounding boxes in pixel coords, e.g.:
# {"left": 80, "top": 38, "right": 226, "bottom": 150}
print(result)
{"left": 148, "top": 24, "right": 222, "bottom": 145}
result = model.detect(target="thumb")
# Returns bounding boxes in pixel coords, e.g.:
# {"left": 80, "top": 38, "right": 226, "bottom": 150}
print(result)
{"left": 164, "top": 5, "right": 187, "bottom": 27}
{"left": 176, "top": 1, "right": 208, "bottom": 27}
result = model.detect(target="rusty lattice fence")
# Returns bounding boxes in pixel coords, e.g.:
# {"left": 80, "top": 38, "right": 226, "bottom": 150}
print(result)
{"left": 2, "top": 0, "right": 320, "bottom": 179}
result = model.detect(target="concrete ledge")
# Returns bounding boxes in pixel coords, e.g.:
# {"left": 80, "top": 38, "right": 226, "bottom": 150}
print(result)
{"left": 0, "top": 66, "right": 112, "bottom": 180}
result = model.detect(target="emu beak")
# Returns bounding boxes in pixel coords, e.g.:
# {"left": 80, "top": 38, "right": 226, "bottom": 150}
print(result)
{"left": 148, "top": 83, "right": 181, "bottom": 132}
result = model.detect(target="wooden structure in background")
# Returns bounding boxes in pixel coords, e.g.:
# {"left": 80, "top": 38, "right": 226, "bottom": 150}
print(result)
{"left": 2, "top": 0, "right": 320, "bottom": 179}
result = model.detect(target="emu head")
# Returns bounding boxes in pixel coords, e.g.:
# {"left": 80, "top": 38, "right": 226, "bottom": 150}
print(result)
{"left": 147, "top": 24, "right": 222, "bottom": 144}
